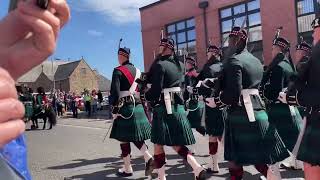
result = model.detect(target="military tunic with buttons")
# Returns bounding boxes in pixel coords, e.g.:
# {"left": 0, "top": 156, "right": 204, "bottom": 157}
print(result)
{"left": 288, "top": 42, "right": 320, "bottom": 165}
{"left": 145, "top": 55, "right": 195, "bottom": 146}
{"left": 109, "top": 61, "right": 151, "bottom": 142}
{"left": 261, "top": 53, "right": 302, "bottom": 152}
{"left": 197, "top": 58, "right": 224, "bottom": 137}
{"left": 184, "top": 71, "right": 205, "bottom": 129}
{"left": 216, "top": 49, "right": 289, "bottom": 165}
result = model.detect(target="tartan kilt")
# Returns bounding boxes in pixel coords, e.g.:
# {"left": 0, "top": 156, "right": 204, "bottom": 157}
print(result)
{"left": 151, "top": 104, "right": 196, "bottom": 146}
{"left": 187, "top": 100, "right": 205, "bottom": 128}
{"left": 224, "top": 107, "right": 289, "bottom": 165}
{"left": 110, "top": 104, "right": 151, "bottom": 142}
{"left": 24, "top": 103, "right": 34, "bottom": 118}
{"left": 268, "top": 103, "right": 302, "bottom": 151}
{"left": 297, "top": 112, "right": 320, "bottom": 165}
{"left": 205, "top": 106, "right": 224, "bottom": 137}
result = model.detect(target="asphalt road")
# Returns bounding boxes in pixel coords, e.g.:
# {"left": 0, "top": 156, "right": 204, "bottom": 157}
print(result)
{"left": 25, "top": 111, "right": 305, "bottom": 180}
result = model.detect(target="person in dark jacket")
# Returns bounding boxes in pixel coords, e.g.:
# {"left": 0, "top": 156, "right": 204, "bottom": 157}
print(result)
{"left": 144, "top": 37, "right": 206, "bottom": 180}
{"left": 260, "top": 37, "right": 303, "bottom": 170}
{"left": 183, "top": 56, "right": 206, "bottom": 155}
{"left": 280, "top": 17, "right": 320, "bottom": 180}
{"left": 206, "top": 27, "right": 289, "bottom": 179}
{"left": 196, "top": 44, "right": 224, "bottom": 173}
{"left": 109, "top": 45, "right": 153, "bottom": 177}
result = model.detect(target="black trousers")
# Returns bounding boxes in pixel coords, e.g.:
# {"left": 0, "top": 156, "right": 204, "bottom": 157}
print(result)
{"left": 85, "top": 101, "right": 91, "bottom": 116}
{"left": 43, "top": 117, "right": 52, "bottom": 129}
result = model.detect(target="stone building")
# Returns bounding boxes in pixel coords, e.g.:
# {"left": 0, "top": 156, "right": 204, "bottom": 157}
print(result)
{"left": 18, "top": 58, "right": 110, "bottom": 94}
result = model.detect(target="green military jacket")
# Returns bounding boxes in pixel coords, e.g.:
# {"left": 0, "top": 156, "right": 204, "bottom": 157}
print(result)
{"left": 216, "top": 49, "right": 264, "bottom": 108}
{"left": 109, "top": 61, "right": 138, "bottom": 106}
{"left": 145, "top": 55, "right": 185, "bottom": 105}
{"left": 262, "top": 53, "right": 295, "bottom": 102}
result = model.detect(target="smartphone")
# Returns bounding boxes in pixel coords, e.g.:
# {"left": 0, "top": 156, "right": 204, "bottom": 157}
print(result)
{"left": 8, "top": 0, "right": 49, "bottom": 12}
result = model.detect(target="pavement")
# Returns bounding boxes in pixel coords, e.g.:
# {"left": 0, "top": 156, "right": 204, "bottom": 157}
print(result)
{"left": 26, "top": 110, "right": 305, "bottom": 180}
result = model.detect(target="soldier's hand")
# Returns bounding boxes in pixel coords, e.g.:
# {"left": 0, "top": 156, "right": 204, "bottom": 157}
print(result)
{"left": 205, "top": 98, "right": 217, "bottom": 108}
{"left": 0, "top": 68, "right": 25, "bottom": 148}
{"left": 0, "top": 0, "right": 70, "bottom": 80}
{"left": 278, "top": 92, "right": 287, "bottom": 104}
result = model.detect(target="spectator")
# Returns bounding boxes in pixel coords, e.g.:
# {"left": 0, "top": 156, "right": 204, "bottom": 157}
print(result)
{"left": 56, "top": 93, "right": 64, "bottom": 117}
{"left": 84, "top": 90, "right": 92, "bottom": 117}
{"left": 97, "top": 90, "right": 103, "bottom": 103}
{"left": 70, "top": 92, "right": 78, "bottom": 118}
{"left": 91, "top": 90, "right": 98, "bottom": 115}
{"left": 51, "top": 90, "right": 57, "bottom": 114}
{"left": 24, "top": 88, "right": 35, "bottom": 122}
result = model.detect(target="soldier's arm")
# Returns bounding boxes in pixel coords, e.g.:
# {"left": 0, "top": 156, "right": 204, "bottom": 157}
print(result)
{"left": 109, "top": 69, "right": 121, "bottom": 106}
{"left": 217, "top": 60, "right": 242, "bottom": 106}
{"left": 296, "top": 89, "right": 320, "bottom": 107}
{"left": 183, "top": 75, "right": 190, "bottom": 101}
{"left": 145, "top": 63, "right": 164, "bottom": 101}
{"left": 263, "top": 65, "right": 284, "bottom": 101}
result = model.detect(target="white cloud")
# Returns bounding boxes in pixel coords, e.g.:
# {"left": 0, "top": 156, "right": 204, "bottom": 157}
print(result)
{"left": 88, "top": 30, "right": 104, "bottom": 37}
{"left": 69, "top": 0, "right": 158, "bottom": 24}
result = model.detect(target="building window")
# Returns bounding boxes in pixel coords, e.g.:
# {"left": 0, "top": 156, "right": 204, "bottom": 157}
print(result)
{"left": 81, "top": 68, "right": 87, "bottom": 75}
{"left": 166, "top": 18, "right": 196, "bottom": 56}
{"left": 219, "top": 0, "right": 263, "bottom": 61}
{"left": 296, "top": 0, "right": 319, "bottom": 44}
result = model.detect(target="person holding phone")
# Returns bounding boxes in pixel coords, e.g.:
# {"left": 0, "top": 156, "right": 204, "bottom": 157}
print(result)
{"left": 0, "top": 0, "right": 70, "bottom": 179}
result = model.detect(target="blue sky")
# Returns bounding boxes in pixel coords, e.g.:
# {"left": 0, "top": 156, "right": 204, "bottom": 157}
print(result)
{"left": 0, "top": 0, "right": 157, "bottom": 79}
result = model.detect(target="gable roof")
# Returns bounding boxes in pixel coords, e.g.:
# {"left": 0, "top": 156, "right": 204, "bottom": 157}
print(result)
{"left": 139, "top": 0, "right": 167, "bottom": 11}
{"left": 18, "top": 60, "right": 67, "bottom": 83}
{"left": 97, "top": 74, "right": 111, "bottom": 92}
{"left": 54, "top": 60, "right": 81, "bottom": 81}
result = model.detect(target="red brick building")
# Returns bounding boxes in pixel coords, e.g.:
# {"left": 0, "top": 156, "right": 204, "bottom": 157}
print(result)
{"left": 140, "top": 0, "right": 318, "bottom": 70}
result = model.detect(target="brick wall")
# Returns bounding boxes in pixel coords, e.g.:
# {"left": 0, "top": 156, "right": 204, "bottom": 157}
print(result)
{"left": 140, "top": 0, "right": 299, "bottom": 68}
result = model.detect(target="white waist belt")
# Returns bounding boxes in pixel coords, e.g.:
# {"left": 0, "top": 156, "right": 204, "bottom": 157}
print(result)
{"left": 241, "top": 89, "right": 260, "bottom": 123}
{"left": 162, "top": 87, "right": 181, "bottom": 114}
{"left": 119, "top": 91, "right": 132, "bottom": 99}
{"left": 119, "top": 91, "right": 141, "bottom": 99}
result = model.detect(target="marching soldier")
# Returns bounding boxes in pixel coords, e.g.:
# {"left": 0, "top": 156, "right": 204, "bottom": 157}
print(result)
{"left": 279, "top": 17, "right": 320, "bottom": 179}
{"left": 260, "top": 36, "right": 303, "bottom": 170}
{"left": 184, "top": 56, "right": 206, "bottom": 136}
{"left": 196, "top": 44, "right": 224, "bottom": 173}
{"left": 205, "top": 27, "right": 289, "bottom": 180}
{"left": 144, "top": 37, "right": 206, "bottom": 180}
{"left": 184, "top": 56, "right": 206, "bottom": 155}
{"left": 109, "top": 45, "right": 153, "bottom": 177}
{"left": 293, "top": 41, "right": 312, "bottom": 118}
{"left": 294, "top": 41, "right": 312, "bottom": 74}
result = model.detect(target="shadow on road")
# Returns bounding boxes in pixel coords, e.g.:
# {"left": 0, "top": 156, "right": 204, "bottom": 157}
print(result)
{"left": 46, "top": 154, "right": 305, "bottom": 180}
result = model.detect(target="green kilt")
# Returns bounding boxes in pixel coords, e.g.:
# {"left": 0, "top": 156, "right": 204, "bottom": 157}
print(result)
{"left": 110, "top": 104, "right": 151, "bottom": 142}
{"left": 297, "top": 112, "right": 320, "bottom": 165}
{"left": 187, "top": 100, "right": 204, "bottom": 128}
{"left": 205, "top": 106, "right": 224, "bottom": 137}
{"left": 268, "top": 103, "right": 302, "bottom": 151}
{"left": 151, "top": 104, "right": 196, "bottom": 146}
{"left": 224, "top": 107, "right": 289, "bottom": 165}
{"left": 24, "top": 102, "right": 34, "bottom": 118}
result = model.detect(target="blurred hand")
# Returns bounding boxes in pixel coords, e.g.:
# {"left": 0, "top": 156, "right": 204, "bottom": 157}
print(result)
{"left": 0, "top": 0, "right": 70, "bottom": 148}
{"left": 0, "top": 67, "right": 25, "bottom": 148}
{"left": 0, "top": 0, "right": 70, "bottom": 80}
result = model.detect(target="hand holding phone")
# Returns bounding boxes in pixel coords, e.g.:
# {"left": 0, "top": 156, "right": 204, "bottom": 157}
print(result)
{"left": 36, "top": 0, "right": 49, "bottom": 9}
{"left": 9, "top": 0, "right": 49, "bottom": 12}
